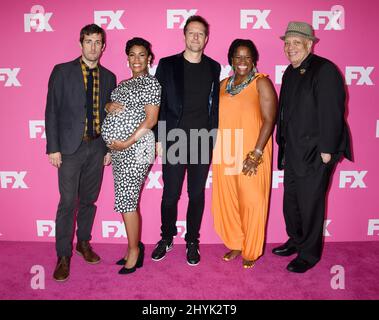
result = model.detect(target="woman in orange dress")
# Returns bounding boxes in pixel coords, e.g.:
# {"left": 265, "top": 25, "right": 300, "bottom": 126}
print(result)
{"left": 212, "top": 39, "right": 277, "bottom": 268}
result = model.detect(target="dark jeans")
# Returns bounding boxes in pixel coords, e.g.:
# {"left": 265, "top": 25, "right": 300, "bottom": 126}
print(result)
{"left": 160, "top": 134, "right": 212, "bottom": 244}
{"left": 55, "top": 138, "right": 105, "bottom": 257}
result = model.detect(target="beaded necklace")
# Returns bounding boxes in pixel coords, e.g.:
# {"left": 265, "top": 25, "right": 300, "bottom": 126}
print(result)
{"left": 226, "top": 70, "right": 257, "bottom": 96}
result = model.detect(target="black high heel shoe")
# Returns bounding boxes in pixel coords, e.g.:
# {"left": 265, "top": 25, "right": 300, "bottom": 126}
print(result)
{"left": 116, "top": 241, "right": 144, "bottom": 265}
{"left": 118, "top": 242, "right": 145, "bottom": 275}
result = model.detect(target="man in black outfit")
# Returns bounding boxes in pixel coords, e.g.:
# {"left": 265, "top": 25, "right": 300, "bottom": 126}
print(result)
{"left": 152, "top": 15, "right": 221, "bottom": 266}
{"left": 45, "top": 24, "right": 116, "bottom": 281}
{"left": 273, "top": 21, "right": 352, "bottom": 273}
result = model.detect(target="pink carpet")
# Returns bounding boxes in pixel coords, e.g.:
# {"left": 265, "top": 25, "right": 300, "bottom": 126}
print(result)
{"left": 1, "top": 241, "right": 378, "bottom": 300}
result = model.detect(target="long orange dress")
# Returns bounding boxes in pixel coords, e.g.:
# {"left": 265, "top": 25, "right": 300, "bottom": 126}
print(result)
{"left": 212, "top": 73, "right": 272, "bottom": 261}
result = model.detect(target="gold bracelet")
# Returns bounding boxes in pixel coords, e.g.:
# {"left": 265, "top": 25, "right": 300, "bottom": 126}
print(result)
{"left": 246, "top": 151, "right": 263, "bottom": 165}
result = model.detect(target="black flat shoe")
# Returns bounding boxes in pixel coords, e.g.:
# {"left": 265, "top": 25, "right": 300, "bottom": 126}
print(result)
{"left": 118, "top": 243, "right": 144, "bottom": 275}
{"left": 116, "top": 241, "right": 145, "bottom": 265}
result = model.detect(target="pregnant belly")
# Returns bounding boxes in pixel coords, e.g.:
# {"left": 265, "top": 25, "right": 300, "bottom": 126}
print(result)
{"left": 101, "top": 112, "right": 137, "bottom": 144}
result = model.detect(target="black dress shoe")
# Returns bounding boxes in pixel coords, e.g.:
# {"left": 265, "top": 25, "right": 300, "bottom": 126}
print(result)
{"left": 287, "top": 257, "right": 314, "bottom": 273}
{"left": 116, "top": 241, "right": 145, "bottom": 265}
{"left": 272, "top": 242, "right": 297, "bottom": 256}
{"left": 118, "top": 243, "right": 145, "bottom": 275}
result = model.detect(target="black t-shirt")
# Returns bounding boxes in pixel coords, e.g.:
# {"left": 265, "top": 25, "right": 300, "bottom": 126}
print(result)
{"left": 179, "top": 58, "right": 213, "bottom": 130}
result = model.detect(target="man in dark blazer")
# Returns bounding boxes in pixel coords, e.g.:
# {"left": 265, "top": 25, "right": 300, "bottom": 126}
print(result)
{"left": 151, "top": 15, "right": 221, "bottom": 266}
{"left": 273, "top": 21, "right": 352, "bottom": 273}
{"left": 45, "top": 24, "right": 116, "bottom": 281}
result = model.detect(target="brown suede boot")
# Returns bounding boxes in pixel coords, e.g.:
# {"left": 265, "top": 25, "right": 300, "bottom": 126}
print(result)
{"left": 76, "top": 240, "right": 100, "bottom": 264}
{"left": 53, "top": 256, "right": 71, "bottom": 282}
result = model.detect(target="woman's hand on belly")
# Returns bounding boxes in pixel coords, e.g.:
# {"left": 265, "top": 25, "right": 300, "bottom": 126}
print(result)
{"left": 107, "top": 140, "right": 129, "bottom": 151}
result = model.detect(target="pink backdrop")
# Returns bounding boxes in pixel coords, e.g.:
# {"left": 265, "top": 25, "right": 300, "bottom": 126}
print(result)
{"left": 0, "top": 0, "right": 377, "bottom": 245}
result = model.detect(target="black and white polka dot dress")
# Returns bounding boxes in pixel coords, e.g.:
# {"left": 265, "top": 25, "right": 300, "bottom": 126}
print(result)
{"left": 101, "top": 74, "right": 161, "bottom": 213}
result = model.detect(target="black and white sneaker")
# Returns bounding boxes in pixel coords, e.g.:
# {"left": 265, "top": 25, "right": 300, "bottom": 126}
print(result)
{"left": 151, "top": 239, "right": 173, "bottom": 261}
{"left": 186, "top": 242, "right": 200, "bottom": 266}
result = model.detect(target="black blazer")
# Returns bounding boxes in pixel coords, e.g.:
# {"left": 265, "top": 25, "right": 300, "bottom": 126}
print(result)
{"left": 45, "top": 57, "right": 116, "bottom": 155}
{"left": 276, "top": 53, "right": 352, "bottom": 176}
{"left": 154, "top": 52, "right": 221, "bottom": 140}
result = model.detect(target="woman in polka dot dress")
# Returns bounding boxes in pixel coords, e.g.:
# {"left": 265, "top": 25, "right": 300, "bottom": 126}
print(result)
{"left": 101, "top": 38, "right": 161, "bottom": 274}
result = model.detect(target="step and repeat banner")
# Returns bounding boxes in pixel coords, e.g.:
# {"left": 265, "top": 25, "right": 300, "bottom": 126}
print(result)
{"left": 0, "top": 0, "right": 377, "bottom": 244}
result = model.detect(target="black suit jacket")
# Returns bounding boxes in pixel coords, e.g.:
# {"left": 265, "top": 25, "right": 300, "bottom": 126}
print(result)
{"left": 45, "top": 57, "right": 117, "bottom": 155}
{"left": 276, "top": 53, "right": 352, "bottom": 176}
{"left": 154, "top": 52, "right": 221, "bottom": 140}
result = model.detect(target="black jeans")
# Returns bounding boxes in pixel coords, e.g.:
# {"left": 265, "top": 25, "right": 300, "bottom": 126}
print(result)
{"left": 55, "top": 138, "right": 105, "bottom": 257}
{"left": 160, "top": 133, "right": 212, "bottom": 244}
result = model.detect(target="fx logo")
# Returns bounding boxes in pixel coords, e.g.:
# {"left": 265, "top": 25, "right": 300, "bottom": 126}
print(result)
{"left": 29, "top": 120, "right": 46, "bottom": 139}
{"left": 24, "top": 5, "right": 53, "bottom": 32}
{"left": 368, "top": 219, "right": 379, "bottom": 236}
{"left": 240, "top": 10, "right": 271, "bottom": 29}
{"left": 345, "top": 67, "right": 374, "bottom": 86}
{"left": 205, "top": 171, "right": 212, "bottom": 189}
{"left": 146, "top": 171, "right": 163, "bottom": 189}
{"left": 313, "top": 5, "right": 345, "bottom": 30}
{"left": 167, "top": 9, "right": 198, "bottom": 29}
{"left": 176, "top": 221, "right": 187, "bottom": 238}
{"left": 0, "top": 172, "right": 28, "bottom": 189}
{"left": 339, "top": 171, "right": 367, "bottom": 188}
{"left": 275, "top": 65, "right": 288, "bottom": 85}
{"left": 324, "top": 220, "right": 332, "bottom": 236}
{"left": 36, "top": 220, "right": 55, "bottom": 237}
{"left": 220, "top": 65, "right": 232, "bottom": 80}
{"left": 0, "top": 68, "right": 21, "bottom": 87}
{"left": 102, "top": 221, "right": 126, "bottom": 238}
{"left": 94, "top": 10, "right": 125, "bottom": 30}
{"left": 272, "top": 171, "right": 284, "bottom": 189}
